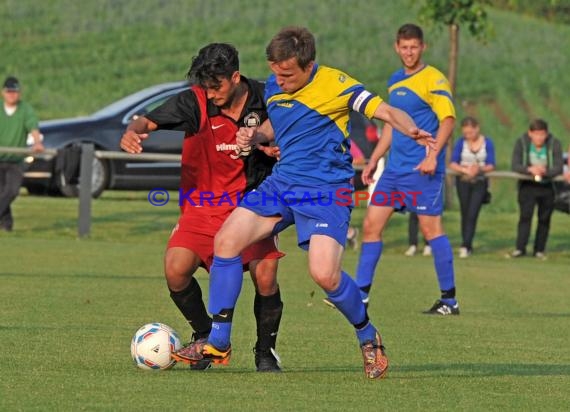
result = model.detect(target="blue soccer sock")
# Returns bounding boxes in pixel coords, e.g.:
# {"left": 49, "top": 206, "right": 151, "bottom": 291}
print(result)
{"left": 355, "top": 241, "right": 383, "bottom": 301}
{"left": 207, "top": 255, "right": 243, "bottom": 349}
{"left": 326, "top": 271, "right": 377, "bottom": 345}
{"left": 355, "top": 322, "right": 378, "bottom": 346}
{"left": 430, "top": 235, "right": 457, "bottom": 305}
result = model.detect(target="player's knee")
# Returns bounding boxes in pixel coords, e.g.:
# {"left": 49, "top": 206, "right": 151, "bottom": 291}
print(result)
{"left": 310, "top": 268, "right": 339, "bottom": 291}
{"left": 422, "top": 227, "right": 441, "bottom": 240}
{"left": 362, "top": 215, "right": 381, "bottom": 238}
{"left": 255, "top": 276, "right": 278, "bottom": 295}
{"left": 253, "top": 264, "right": 278, "bottom": 295}
{"left": 213, "top": 230, "right": 241, "bottom": 256}
{"left": 164, "top": 260, "right": 192, "bottom": 291}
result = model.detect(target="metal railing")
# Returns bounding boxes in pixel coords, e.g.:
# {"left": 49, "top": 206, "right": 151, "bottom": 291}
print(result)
{"left": 1, "top": 145, "right": 567, "bottom": 238}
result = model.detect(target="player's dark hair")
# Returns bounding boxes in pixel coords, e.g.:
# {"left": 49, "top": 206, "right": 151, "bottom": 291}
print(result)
{"left": 529, "top": 118, "right": 548, "bottom": 131}
{"left": 460, "top": 116, "right": 479, "bottom": 127}
{"left": 266, "top": 26, "right": 316, "bottom": 70}
{"left": 397, "top": 23, "right": 424, "bottom": 43}
{"left": 187, "top": 43, "right": 239, "bottom": 87}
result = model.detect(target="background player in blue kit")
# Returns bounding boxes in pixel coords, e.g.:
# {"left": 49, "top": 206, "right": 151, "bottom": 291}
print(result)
{"left": 185, "top": 26, "right": 434, "bottom": 379}
{"left": 355, "top": 23, "right": 459, "bottom": 315}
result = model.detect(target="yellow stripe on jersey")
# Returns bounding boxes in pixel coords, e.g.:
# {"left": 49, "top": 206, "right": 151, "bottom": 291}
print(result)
{"left": 388, "top": 65, "right": 455, "bottom": 121}
{"left": 267, "top": 66, "right": 383, "bottom": 138}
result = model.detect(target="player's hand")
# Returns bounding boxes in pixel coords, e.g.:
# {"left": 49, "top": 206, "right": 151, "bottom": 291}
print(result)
{"left": 361, "top": 160, "right": 378, "bottom": 185}
{"left": 414, "top": 156, "right": 437, "bottom": 175}
{"left": 120, "top": 130, "right": 148, "bottom": 154}
{"left": 32, "top": 141, "right": 45, "bottom": 153}
{"left": 257, "top": 144, "right": 280, "bottom": 160}
{"left": 236, "top": 127, "right": 256, "bottom": 149}
{"left": 410, "top": 128, "right": 436, "bottom": 149}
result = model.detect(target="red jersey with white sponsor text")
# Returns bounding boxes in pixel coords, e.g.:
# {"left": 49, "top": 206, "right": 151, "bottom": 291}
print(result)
{"left": 145, "top": 77, "right": 274, "bottom": 231}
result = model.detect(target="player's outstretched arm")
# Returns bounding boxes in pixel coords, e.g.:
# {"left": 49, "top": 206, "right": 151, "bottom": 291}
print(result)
{"left": 373, "top": 102, "right": 434, "bottom": 148}
{"left": 120, "top": 117, "right": 157, "bottom": 154}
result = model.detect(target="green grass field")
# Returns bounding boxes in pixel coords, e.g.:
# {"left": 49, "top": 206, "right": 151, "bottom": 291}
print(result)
{"left": 1, "top": 192, "right": 569, "bottom": 411}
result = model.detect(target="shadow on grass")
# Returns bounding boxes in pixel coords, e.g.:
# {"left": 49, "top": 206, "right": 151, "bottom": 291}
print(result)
{"left": 468, "top": 311, "right": 570, "bottom": 318}
{"left": 0, "top": 271, "right": 159, "bottom": 280}
{"left": 394, "top": 363, "right": 570, "bottom": 377}
{"left": 165, "top": 362, "right": 570, "bottom": 377}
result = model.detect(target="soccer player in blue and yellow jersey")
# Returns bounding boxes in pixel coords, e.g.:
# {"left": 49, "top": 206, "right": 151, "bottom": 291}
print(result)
{"left": 355, "top": 23, "right": 459, "bottom": 315}
{"left": 185, "top": 26, "right": 434, "bottom": 379}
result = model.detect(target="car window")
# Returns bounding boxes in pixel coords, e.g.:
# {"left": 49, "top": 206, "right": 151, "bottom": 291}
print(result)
{"left": 128, "top": 96, "right": 172, "bottom": 121}
{"left": 92, "top": 81, "right": 187, "bottom": 118}
{"left": 122, "top": 88, "right": 186, "bottom": 124}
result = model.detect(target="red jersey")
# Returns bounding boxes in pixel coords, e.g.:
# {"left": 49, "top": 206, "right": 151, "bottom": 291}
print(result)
{"left": 146, "top": 77, "right": 274, "bottom": 217}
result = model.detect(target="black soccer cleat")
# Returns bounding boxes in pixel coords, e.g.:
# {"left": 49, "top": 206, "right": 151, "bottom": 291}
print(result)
{"left": 254, "top": 347, "right": 282, "bottom": 372}
{"left": 422, "top": 299, "right": 460, "bottom": 316}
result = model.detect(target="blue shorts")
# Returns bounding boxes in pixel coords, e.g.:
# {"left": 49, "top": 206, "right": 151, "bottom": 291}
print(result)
{"left": 239, "top": 174, "right": 352, "bottom": 249}
{"left": 372, "top": 168, "right": 444, "bottom": 215}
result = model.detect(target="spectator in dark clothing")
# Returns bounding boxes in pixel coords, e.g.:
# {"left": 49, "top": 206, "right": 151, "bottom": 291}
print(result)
{"left": 449, "top": 117, "right": 496, "bottom": 258}
{"left": 507, "top": 119, "right": 563, "bottom": 260}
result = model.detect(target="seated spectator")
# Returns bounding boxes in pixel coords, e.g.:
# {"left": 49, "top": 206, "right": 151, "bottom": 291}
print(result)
{"left": 507, "top": 119, "right": 563, "bottom": 260}
{"left": 449, "top": 117, "right": 496, "bottom": 258}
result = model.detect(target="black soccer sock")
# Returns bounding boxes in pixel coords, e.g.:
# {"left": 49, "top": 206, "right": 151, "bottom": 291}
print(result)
{"left": 441, "top": 287, "right": 456, "bottom": 300}
{"left": 360, "top": 284, "right": 371, "bottom": 295}
{"left": 169, "top": 277, "right": 212, "bottom": 339}
{"left": 254, "top": 288, "right": 283, "bottom": 351}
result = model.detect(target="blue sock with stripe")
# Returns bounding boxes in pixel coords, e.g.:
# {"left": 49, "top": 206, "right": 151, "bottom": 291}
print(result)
{"left": 326, "top": 271, "right": 377, "bottom": 344}
{"left": 355, "top": 241, "right": 383, "bottom": 301}
{"left": 430, "top": 235, "right": 457, "bottom": 306}
{"left": 207, "top": 255, "right": 243, "bottom": 349}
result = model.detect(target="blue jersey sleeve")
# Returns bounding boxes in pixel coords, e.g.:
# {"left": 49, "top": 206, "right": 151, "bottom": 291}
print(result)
{"left": 485, "top": 136, "right": 496, "bottom": 166}
{"left": 451, "top": 138, "right": 464, "bottom": 163}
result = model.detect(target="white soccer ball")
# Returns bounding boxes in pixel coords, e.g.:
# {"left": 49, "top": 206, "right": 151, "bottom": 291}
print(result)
{"left": 131, "top": 322, "right": 182, "bottom": 370}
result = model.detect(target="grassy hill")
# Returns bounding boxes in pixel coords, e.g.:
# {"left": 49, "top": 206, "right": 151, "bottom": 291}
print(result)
{"left": 1, "top": 0, "right": 569, "bottom": 183}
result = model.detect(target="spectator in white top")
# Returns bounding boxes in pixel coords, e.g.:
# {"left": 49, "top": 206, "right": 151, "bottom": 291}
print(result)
{"left": 449, "top": 117, "right": 496, "bottom": 258}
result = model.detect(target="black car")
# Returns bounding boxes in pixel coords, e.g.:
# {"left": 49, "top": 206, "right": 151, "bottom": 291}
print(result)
{"left": 24, "top": 82, "right": 378, "bottom": 196}
{"left": 24, "top": 81, "right": 189, "bottom": 197}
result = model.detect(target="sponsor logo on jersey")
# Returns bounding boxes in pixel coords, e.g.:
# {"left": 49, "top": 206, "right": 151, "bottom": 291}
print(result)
{"left": 215, "top": 142, "right": 252, "bottom": 160}
{"left": 216, "top": 143, "right": 239, "bottom": 152}
{"left": 277, "top": 101, "right": 294, "bottom": 108}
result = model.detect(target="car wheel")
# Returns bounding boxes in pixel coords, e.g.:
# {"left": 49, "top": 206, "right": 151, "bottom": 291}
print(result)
{"left": 25, "top": 183, "right": 48, "bottom": 196}
{"left": 57, "top": 155, "right": 109, "bottom": 198}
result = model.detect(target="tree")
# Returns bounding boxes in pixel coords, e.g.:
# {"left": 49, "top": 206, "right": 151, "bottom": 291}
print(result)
{"left": 416, "top": 0, "right": 492, "bottom": 207}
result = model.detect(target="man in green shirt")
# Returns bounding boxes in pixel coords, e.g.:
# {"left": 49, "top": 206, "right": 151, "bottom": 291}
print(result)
{"left": 509, "top": 119, "right": 563, "bottom": 259}
{"left": 0, "top": 76, "right": 44, "bottom": 231}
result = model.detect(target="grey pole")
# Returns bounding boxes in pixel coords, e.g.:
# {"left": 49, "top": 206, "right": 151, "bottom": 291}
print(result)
{"left": 78, "top": 143, "right": 94, "bottom": 238}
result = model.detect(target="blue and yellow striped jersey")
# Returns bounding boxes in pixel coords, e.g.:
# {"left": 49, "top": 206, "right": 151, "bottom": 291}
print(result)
{"left": 387, "top": 65, "right": 455, "bottom": 173}
{"left": 265, "top": 63, "right": 383, "bottom": 185}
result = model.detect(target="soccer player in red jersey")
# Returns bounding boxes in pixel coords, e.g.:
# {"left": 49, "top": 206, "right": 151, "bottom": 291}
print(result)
{"left": 120, "top": 43, "right": 284, "bottom": 371}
